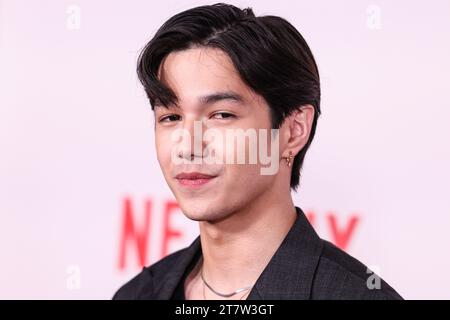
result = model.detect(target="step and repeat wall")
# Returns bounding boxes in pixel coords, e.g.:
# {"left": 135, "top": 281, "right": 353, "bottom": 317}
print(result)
{"left": 1, "top": 0, "right": 449, "bottom": 299}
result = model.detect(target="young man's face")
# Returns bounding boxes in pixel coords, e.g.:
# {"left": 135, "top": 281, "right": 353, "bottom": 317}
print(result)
{"left": 154, "top": 47, "right": 282, "bottom": 222}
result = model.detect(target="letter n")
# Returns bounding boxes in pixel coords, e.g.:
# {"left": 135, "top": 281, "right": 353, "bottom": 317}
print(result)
{"left": 118, "top": 196, "right": 152, "bottom": 270}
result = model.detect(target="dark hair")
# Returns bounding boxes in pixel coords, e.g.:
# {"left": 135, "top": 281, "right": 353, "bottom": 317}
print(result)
{"left": 137, "top": 3, "right": 321, "bottom": 191}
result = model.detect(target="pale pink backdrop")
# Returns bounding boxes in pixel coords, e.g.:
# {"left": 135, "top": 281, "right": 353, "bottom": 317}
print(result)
{"left": 1, "top": 0, "right": 449, "bottom": 299}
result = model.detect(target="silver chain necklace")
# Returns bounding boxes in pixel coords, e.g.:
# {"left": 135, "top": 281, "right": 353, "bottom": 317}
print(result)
{"left": 200, "top": 266, "right": 254, "bottom": 298}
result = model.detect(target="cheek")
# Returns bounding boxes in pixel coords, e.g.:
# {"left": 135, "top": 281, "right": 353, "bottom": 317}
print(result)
{"left": 218, "top": 134, "right": 271, "bottom": 167}
{"left": 221, "top": 165, "right": 273, "bottom": 204}
{"left": 155, "top": 131, "right": 174, "bottom": 166}
{"left": 225, "top": 163, "right": 265, "bottom": 185}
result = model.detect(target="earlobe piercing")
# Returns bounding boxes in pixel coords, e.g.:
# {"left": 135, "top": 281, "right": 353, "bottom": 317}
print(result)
{"left": 285, "top": 150, "right": 293, "bottom": 167}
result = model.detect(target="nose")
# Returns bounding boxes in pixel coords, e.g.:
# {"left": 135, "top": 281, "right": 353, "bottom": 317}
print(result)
{"left": 176, "top": 118, "right": 207, "bottom": 162}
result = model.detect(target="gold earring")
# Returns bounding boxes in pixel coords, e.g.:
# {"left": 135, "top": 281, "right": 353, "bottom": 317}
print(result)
{"left": 285, "top": 151, "right": 293, "bottom": 167}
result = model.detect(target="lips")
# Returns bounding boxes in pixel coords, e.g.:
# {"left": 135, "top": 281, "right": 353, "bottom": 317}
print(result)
{"left": 175, "top": 172, "right": 217, "bottom": 188}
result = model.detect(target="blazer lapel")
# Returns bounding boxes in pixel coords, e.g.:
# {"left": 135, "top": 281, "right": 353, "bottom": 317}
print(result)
{"left": 149, "top": 236, "right": 202, "bottom": 299}
{"left": 246, "top": 207, "right": 324, "bottom": 300}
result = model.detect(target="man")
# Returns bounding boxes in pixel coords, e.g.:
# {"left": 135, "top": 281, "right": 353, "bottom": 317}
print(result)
{"left": 113, "top": 3, "right": 402, "bottom": 300}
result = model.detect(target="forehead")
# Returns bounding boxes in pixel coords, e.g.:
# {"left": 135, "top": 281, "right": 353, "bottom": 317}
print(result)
{"left": 157, "top": 47, "right": 258, "bottom": 105}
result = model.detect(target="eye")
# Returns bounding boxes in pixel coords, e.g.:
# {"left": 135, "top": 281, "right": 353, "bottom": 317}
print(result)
{"left": 210, "top": 112, "right": 236, "bottom": 120}
{"left": 159, "top": 114, "right": 181, "bottom": 123}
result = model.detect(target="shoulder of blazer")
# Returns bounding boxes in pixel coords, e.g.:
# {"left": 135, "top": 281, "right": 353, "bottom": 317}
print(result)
{"left": 112, "top": 246, "right": 190, "bottom": 300}
{"left": 312, "top": 239, "right": 403, "bottom": 300}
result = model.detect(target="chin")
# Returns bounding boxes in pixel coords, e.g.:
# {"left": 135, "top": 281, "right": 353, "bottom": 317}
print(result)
{"left": 178, "top": 200, "right": 225, "bottom": 222}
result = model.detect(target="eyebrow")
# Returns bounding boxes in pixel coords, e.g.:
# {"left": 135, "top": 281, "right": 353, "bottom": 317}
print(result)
{"left": 154, "top": 91, "right": 245, "bottom": 110}
{"left": 199, "top": 91, "right": 245, "bottom": 105}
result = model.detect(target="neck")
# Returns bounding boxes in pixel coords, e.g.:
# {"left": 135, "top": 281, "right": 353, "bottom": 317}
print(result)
{"left": 198, "top": 183, "right": 297, "bottom": 293}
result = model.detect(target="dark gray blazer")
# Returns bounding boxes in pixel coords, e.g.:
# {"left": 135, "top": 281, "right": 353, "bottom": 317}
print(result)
{"left": 113, "top": 206, "right": 403, "bottom": 300}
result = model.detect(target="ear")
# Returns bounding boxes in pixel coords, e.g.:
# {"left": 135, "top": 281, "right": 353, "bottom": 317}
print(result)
{"left": 281, "top": 105, "right": 315, "bottom": 158}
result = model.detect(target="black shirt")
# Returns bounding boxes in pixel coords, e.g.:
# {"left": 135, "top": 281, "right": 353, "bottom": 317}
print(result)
{"left": 171, "top": 274, "right": 186, "bottom": 299}
{"left": 170, "top": 247, "right": 202, "bottom": 300}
